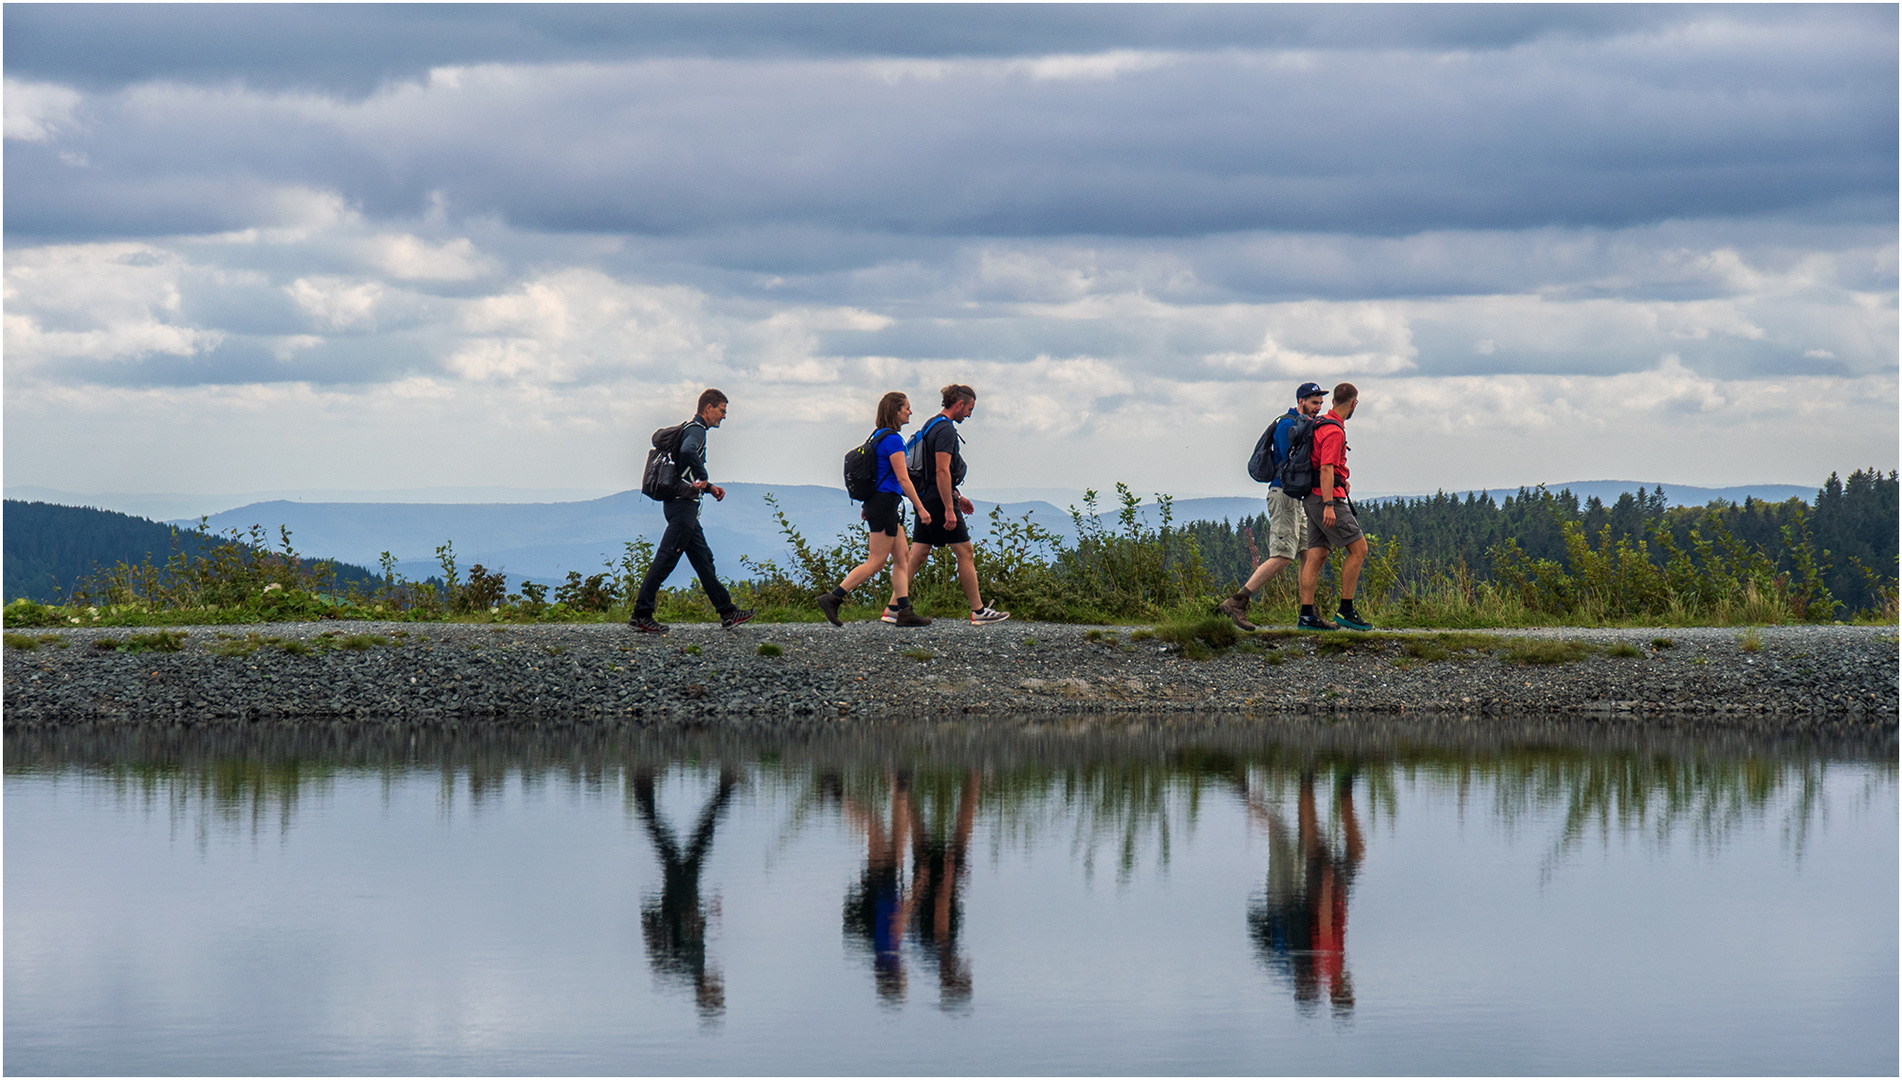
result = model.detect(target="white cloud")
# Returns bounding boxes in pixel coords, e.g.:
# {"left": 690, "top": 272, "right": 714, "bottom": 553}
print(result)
{"left": 364, "top": 235, "right": 495, "bottom": 281}
{"left": 3, "top": 79, "right": 82, "bottom": 141}
{"left": 1206, "top": 302, "right": 1419, "bottom": 376}
{"left": 287, "top": 277, "right": 384, "bottom": 330}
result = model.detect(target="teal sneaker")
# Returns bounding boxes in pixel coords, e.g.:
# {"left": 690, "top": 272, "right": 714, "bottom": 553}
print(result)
{"left": 1334, "top": 610, "right": 1373, "bottom": 631}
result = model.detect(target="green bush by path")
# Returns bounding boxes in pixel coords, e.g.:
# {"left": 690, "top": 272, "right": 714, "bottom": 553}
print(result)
{"left": 5, "top": 472, "right": 1892, "bottom": 631}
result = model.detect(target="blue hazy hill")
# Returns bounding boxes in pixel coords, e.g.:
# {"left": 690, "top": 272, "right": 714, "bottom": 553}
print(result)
{"left": 175, "top": 479, "right": 1820, "bottom": 590}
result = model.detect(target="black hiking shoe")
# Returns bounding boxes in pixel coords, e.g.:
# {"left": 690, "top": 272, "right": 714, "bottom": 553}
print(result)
{"left": 629, "top": 616, "right": 669, "bottom": 634}
{"left": 721, "top": 608, "right": 756, "bottom": 630}
{"left": 1217, "top": 595, "right": 1257, "bottom": 631}
{"left": 889, "top": 607, "right": 932, "bottom": 627}
{"left": 816, "top": 592, "right": 844, "bottom": 627}
{"left": 1297, "top": 613, "right": 1339, "bottom": 631}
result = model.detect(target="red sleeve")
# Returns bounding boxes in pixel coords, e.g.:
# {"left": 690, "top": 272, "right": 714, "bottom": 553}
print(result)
{"left": 1314, "top": 422, "right": 1346, "bottom": 470}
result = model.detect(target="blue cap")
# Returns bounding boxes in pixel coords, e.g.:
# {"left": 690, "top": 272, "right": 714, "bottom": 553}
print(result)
{"left": 1296, "top": 382, "right": 1327, "bottom": 400}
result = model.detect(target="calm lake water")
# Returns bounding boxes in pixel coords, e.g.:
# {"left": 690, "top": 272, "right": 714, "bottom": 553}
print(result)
{"left": 6, "top": 718, "right": 1896, "bottom": 1076}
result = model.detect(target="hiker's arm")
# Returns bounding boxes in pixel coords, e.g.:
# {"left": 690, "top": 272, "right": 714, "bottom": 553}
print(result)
{"left": 893, "top": 450, "right": 932, "bottom": 525}
{"left": 1319, "top": 463, "right": 1336, "bottom": 528}
{"left": 935, "top": 451, "right": 957, "bottom": 527}
{"left": 678, "top": 426, "right": 710, "bottom": 487}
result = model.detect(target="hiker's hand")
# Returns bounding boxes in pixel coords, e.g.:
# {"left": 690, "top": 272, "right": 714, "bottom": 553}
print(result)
{"left": 956, "top": 495, "right": 974, "bottom": 515}
{"left": 915, "top": 503, "right": 933, "bottom": 526}
{"left": 1323, "top": 503, "right": 1336, "bottom": 528}
{"left": 709, "top": 484, "right": 726, "bottom": 501}
{"left": 944, "top": 507, "right": 958, "bottom": 529}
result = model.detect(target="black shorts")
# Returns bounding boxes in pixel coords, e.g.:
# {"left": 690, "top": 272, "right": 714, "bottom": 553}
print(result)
{"left": 863, "top": 490, "right": 904, "bottom": 536}
{"left": 912, "top": 507, "right": 972, "bottom": 548}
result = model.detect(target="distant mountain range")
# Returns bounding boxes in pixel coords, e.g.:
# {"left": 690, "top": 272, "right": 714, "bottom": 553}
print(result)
{"left": 3, "top": 478, "right": 1824, "bottom": 598}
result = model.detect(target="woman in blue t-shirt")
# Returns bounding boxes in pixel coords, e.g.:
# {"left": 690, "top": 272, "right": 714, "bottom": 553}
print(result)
{"left": 817, "top": 392, "right": 935, "bottom": 627}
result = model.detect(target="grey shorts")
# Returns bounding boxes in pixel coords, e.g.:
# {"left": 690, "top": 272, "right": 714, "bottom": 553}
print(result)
{"left": 1265, "top": 488, "right": 1308, "bottom": 561}
{"left": 1303, "top": 495, "right": 1365, "bottom": 550}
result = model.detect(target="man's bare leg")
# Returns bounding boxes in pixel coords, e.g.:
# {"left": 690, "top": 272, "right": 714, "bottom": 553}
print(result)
{"left": 950, "top": 542, "right": 982, "bottom": 610}
{"left": 1244, "top": 555, "right": 1293, "bottom": 594}
{"left": 1338, "top": 538, "right": 1367, "bottom": 600}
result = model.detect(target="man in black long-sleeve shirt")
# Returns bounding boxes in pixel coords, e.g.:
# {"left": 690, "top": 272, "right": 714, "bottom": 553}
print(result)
{"left": 630, "top": 389, "right": 755, "bottom": 633}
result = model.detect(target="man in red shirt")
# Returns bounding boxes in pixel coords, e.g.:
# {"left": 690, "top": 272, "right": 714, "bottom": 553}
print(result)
{"left": 1299, "top": 382, "right": 1372, "bottom": 631}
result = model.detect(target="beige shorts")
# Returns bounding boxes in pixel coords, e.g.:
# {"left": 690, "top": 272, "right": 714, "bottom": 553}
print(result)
{"left": 1265, "top": 488, "right": 1308, "bottom": 562}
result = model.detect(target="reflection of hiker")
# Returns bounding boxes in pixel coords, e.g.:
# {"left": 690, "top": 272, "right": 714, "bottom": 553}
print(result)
{"left": 633, "top": 767, "right": 739, "bottom": 1021}
{"left": 837, "top": 769, "right": 980, "bottom": 1010}
{"left": 888, "top": 385, "right": 1010, "bottom": 625}
{"left": 1245, "top": 771, "right": 1364, "bottom": 1014}
{"left": 630, "top": 389, "right": 756, "bottom": 634}
{"left": 818, "top": 391, "right": 934, "bottom": 628}
{"left": 1297, "top": 382, "right": 1372, "bottom": 631}
{"left": 1223, "top": 381, "right": 1330, "bottom": 630}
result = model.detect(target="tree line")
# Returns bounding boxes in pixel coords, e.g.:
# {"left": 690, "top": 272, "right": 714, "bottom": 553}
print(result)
{"left": 1184, "top": 468, "right": 1898, "bottom": 618}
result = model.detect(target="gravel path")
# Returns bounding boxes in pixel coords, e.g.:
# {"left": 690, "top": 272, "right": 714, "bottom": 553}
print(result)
{"left": 4, "top": 621, "right": 1894, "bottom": 729}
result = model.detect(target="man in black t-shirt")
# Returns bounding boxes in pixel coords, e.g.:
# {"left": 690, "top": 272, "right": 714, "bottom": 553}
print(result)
{"left": 890, "top": 384, "right": 1010, "bottom": 624}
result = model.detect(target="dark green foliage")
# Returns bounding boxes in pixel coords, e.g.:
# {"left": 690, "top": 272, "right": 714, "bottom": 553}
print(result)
{"left": 1186, "top": 470, "right": 1896, "bottom": 620}
{"left": 757, "top": 642, "right": 784, "bottom": 657}
{"left": 553, "top": 571, "right": 617, "bottom": 613}
{"left": 3, "top": 500, "right": 380, "bottom": 604}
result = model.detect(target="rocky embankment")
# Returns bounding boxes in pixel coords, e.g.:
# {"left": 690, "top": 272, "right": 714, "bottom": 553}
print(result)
{"left": 4, "top": 620, "right": 1895, "bottom": 730}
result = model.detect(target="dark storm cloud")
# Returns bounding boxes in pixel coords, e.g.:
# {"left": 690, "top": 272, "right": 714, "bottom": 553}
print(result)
{"left": 9, "top": 9, "right": 1895, "bottom": 246}
{"left": 5, "top": 4, "right": 1796, "bottom": 95}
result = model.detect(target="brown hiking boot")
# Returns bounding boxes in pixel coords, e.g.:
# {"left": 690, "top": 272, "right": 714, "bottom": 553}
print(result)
{"left": 816, "top": 591, "right": 844, "bottom": 627}
{"left": 1218, "top": 594, "right": 1257, "bottom": 631}
{"left": 889, "top": 606, "right": 932, "bottom": 627}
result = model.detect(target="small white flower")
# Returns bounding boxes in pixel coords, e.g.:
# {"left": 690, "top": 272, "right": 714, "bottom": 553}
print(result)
{"left": 263, "top": 583, "right": 283, "bottom": 593}
{"left": 69, "top": 617, "right": 80, "bottom": 624}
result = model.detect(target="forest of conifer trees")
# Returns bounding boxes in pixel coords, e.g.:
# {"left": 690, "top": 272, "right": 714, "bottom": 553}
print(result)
{"left": 1185, "top": 469, "right": 1898, "bottom": 618}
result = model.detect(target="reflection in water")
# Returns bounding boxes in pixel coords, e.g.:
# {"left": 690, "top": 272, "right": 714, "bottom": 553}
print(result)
{"left": 1245, "top": 771, "right": 1364, "bottom": 1015}
{"left": 632, "top": 768, "right": 738, "bottom": 1022}
{"left": 7, "top": 716, "right": 1891, "bottom": 1032}
{"left": 835, "top": 770, "right": 979, "bottom": 1011}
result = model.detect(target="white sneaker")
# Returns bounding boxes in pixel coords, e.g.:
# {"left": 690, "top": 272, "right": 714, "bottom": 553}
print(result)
{"left": 970, "top": 606, "right": 1010, "bottom": 625}
{"left": 881, "top": 607, "right": 899, "bottom": 623}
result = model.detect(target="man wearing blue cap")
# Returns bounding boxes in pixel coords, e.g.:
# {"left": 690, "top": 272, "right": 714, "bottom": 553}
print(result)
{"left": 1220, "top": 382, "right": 1329, "bottom": 630}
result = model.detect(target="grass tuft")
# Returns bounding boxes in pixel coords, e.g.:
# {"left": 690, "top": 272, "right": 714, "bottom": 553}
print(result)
{"left": 901, "top": 647, "right": 933, "bottom": 662}
{"left": 1607, "top": 641, "right": 1644, "bottom": 658}
{"left": 1502, "top": 638, "right": 1591, "bottom": 665}
{"left": 1651, "top": 637, "right": 1676, "bottom": 649}
{"left": 4, "top": 632, "right": 40, "bottom": 650}
{"left": 756, "top": 642, "right": 784, "bottom": 658}
{"left": 1739, "top": 628, "right": 1764, "bottom": 653}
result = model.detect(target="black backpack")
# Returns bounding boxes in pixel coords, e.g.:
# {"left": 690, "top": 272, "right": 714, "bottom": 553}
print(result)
{"left": 905, "top": 415, "right": 963, "bottom": 489}
{"left": 1276, "top": 415, "right": 1342, "bottom": 495}
{"left": 842, "top": 427, "right": 894, "bottom": 502}
{"left": 641, "top": 422, "right": 692, "bottom": 502}
{"left": 1246, "top": 414, "right": 1293, "bottom": 483}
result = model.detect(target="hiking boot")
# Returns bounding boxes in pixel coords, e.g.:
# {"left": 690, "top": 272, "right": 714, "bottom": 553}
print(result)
{"left": 816, "top": 591, "right": 844, "bottom": 627}
{"left": 890, "top": 607, "right": 932, "bottom": 627}
{"left": 1334, "top": 609, "right": 1373, "bottom": 632}
{"left": 970, "top": 606, "right": 1010, "bottom": 625}
{"left": 629, "top": 616, "right": 669, "bottom": 634}
{"left": 1297, "top": 613, "right": 1338, "bottom": 631}
{"left": 720, "top": 608, "right": 756, "bottom": 630}
{"left": 1217, "top": 595, "right": 1258, "bottom": 631}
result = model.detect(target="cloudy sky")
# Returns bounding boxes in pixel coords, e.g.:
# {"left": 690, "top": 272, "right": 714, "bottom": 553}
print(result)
{"left": 5, "top": 3, "right": 1896, "bottom": 500}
